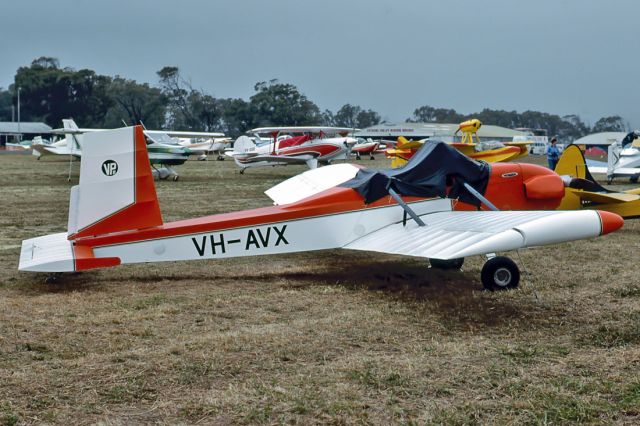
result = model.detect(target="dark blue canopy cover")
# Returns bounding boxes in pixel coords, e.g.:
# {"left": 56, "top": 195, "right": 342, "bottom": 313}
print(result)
{"left": 341, "top": 141, "right": 491, "bottom": 206}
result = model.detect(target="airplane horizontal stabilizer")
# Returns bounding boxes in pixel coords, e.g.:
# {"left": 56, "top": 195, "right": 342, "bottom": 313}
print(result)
{"left": 575, "top": 191, "right": 640, "bottom": 204}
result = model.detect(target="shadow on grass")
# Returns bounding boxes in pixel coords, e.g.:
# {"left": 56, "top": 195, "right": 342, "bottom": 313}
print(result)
{"left": 14, "top": 253, "right": 557, "bottom": 331}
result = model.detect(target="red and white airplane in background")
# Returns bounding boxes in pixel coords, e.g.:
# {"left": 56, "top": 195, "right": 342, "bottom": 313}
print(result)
{"left": 351, "top": 138, "right": 380, "bottom": 160}
{"left": 19, "top": 126, "right": 623, "bottom": 290}
{"left": 227, "top": 126, "right": 357, "bottom": 173}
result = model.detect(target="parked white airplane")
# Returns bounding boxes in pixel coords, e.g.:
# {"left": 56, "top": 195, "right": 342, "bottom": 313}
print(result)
{"left": 178, "top": 136, "right": 232, "bottom": 161}
{"left": 33, "top": 119, "right": 226, "bottom": 180}
{"left": 227, "top": 126, "right": 358, "bottom": 173}
{"left": 584, "top": 131, "right": 640, "bottom": 183}
{"left": 19, "top": 126, "right": 624, "bottom": 292}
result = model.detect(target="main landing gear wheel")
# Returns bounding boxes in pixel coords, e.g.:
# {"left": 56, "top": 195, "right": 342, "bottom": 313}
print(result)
{"left": 630, "top": 176, "right": 639, "bottom": 183}
{"left": 430, "top": 258, "right": 464, "bottom": 270}
{"left": 481, "top": 256, "right": 520, "bottom": 291}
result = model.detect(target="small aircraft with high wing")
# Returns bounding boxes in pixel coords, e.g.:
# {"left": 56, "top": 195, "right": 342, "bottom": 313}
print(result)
{"left": 178, "top": 136, "right": 232, "bottom": 161}
{"left": 584, "top": 131, "right": 640, "bottom": 183}
{"left": 555, "top": 144, "right": 640, "bottom": 218}
{"left": 227, "top": 126, "right": 358, "bottom": 173}
{"left": 32, "top": 119, "right": 226, "bottom": 180}
{"left": 19, "top": 127, "right": 623, "bottom": 291}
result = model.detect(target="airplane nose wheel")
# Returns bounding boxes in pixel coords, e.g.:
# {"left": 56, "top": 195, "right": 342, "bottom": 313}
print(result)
{"left": 481, "top": 256, "right": 520, "bottom": 291}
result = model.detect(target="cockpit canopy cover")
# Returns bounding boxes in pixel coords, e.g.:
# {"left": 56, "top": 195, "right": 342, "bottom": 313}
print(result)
{"left": 341, "top": 141, "right": 491, "bottom": 205}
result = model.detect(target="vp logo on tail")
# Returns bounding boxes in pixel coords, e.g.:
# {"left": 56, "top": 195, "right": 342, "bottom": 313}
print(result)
{"left": 101, "top": 160, "right": 118, "bottom": 176}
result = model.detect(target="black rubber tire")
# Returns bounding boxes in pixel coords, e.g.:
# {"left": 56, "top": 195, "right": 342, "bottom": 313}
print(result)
{"left": 481, "top": 256, "right": 520, "bottom": 291}
{"left": 430, "top": 258, "right": 464, "bottom": 270}
{"left": 44, "top": 275, "right": 58, "bottom": 284}
{"left": 630, "top": 176, "right": 638, "bottom": 183}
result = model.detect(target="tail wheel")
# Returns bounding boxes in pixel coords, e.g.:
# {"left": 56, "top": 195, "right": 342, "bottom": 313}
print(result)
{"left": 481, "top": 256, "right": 520, "bottom": 291}
{"left": 430, "top": 258, "right": 464, "bottom": 270}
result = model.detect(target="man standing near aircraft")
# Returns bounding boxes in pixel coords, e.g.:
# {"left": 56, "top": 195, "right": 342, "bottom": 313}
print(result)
{"left": 546, "top": 137, "right": 560, "bottom": 170}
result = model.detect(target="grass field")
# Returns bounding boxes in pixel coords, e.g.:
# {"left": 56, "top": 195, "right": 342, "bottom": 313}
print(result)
{"left": 1, "top": 153, "right": 639, "bottom": 425}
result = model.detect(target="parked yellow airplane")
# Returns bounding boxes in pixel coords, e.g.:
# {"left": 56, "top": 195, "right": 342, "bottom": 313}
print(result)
{"left": 386, "top": 136, "right": 524, "bottom": 168}
{"left": 556, "top": 144, "right": 640, "bottom": 218}
{"left": 385, "top": 119, "right": 531, "bottom": 168}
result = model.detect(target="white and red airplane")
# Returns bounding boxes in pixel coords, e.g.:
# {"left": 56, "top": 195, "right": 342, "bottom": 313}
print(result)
{"left": 19, "top": 126, "right": 623, "bottom": 290}
{"left": 228, "top": 126, "right": 357, "bottom": 173}
{"left": 351, "top": 138, "right": 380, "bottom": 160}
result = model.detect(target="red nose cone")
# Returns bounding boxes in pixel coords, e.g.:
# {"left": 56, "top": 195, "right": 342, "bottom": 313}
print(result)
{"left": 597, "top": 210, "right": 624, "bottom": 235}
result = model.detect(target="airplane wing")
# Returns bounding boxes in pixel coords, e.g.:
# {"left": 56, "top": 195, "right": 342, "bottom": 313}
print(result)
{"left": 344, "top": 210, "right": 608, "bottom": 260}
{"left": 587, "top": 159, "right": 640, "bottom": 176}
{"left": 252, "top": 126, "right": 356, "bottom": 136}
{"left": 163, "top": 131, "right": 225, "bottom": 138}
{"left": 574, "top": 191, "right": 640, "bottom": 204}
{"left": 585, "top": 159, "right": 608, "bottom": 174}
{"left": 241, "top": 154, "right": 315, "bottom": 164}
{"left": 51, "top": 128, "right": 105, "bottom": 135}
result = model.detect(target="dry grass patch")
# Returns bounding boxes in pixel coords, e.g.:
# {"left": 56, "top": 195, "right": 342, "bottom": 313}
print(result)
{"left": 1, "top": 154, "right": 639, "bottom": 424}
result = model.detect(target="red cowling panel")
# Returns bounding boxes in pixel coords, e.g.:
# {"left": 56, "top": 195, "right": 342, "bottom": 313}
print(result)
{"left": 524, "top": 175, "right": 565, "bottom": 200}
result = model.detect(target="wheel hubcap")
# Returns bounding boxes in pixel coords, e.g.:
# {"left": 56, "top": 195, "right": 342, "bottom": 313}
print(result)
{"left": 494, "top": 267, "right": 512, "bottom": 287}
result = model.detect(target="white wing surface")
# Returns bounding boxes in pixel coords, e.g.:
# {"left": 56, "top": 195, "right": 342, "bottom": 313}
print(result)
{"left": 344, "top": 210, "right": 606, "bottom": 260}
{"left": 265, "top": 164, "right": 360, "bottom": 205}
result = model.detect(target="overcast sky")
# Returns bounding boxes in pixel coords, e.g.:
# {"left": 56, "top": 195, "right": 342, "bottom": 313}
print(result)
{"left": 1, "top": 0, "right": 638, "bottom": 127}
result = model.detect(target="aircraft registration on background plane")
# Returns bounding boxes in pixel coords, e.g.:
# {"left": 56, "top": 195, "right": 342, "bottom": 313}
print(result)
{"left": 19, "top": 126, "right": 623, "bottom": 291}
{"left": 227, "top": 126, "right": 358, "bottom": 173}
{"left": 32, "top": 119, "right": 227, "bottom": 180}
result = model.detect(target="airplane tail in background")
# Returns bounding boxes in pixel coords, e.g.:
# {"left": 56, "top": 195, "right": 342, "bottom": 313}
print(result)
{"left": 63, "top": 119, "right": 83, "bottom": 153}
{"left": 233, "top": 135, "right": 257, "bottom": 154}
{"left": 67, "top": 126, "right": 163, "bottom": 239}
{"left": 607, "top": 142, "right": 621, "bottom": 177}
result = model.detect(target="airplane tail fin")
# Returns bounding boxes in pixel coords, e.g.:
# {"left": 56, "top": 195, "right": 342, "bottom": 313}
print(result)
{"left": 233, "top": 135, "right": 257, "bottom": 153}
{"left": 62, "top": 118, "right": 79, "bottom": 132}
{"left": 67, "top": 126, "right": 163, "bottom": 240}
{"left": 63, "top": 119, "right": 82, "bottom": 153}
{"left": 555, "top": 144, "right": 587, "bottom": 178}
{"left": 397, "top": 136, "right": 410, "bottom": 147}
{"left": 555, "top": 144, "right": 613, "bottom": 210}
{"left": 607, "top": 143, "right": 621, "bottom": 176}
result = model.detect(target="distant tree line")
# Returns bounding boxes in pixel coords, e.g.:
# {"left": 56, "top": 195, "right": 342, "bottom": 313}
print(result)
{"left": 406, "top": 106, "right": 628, "bottom": 141}
{"left": 0, "top": 57, "right": 629, "bottom": 140}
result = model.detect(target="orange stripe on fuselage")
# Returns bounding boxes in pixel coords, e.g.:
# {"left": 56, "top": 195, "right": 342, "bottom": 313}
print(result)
{"left": 74, "top": 187, "right": 426, "bottom": 248}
